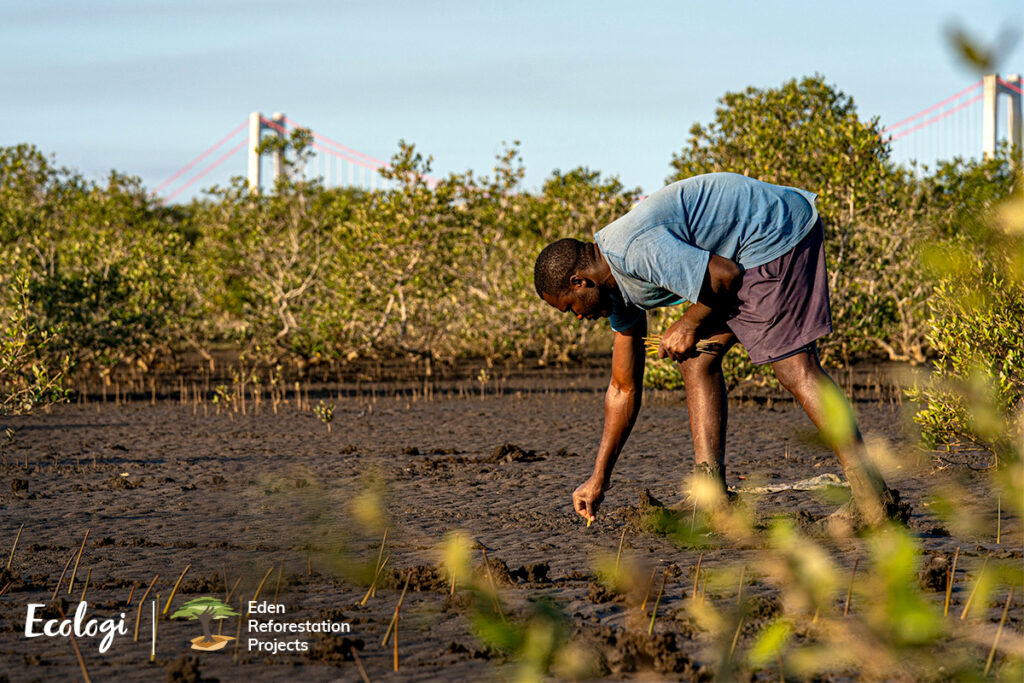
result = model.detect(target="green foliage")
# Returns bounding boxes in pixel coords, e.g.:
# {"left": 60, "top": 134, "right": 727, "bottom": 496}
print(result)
{"left": 668, "top": 74, "right": 891, "bottom": 227}
{"left": 470, "top": 591, "right": 587, "bottom": 681}
{"left": 908, "top": 174, "right": 1024, "bottom": 474}
{"left": 0, "top": 145, "right": 190, "bottom": 372}
{"left": 2, "top": 75, "right": 1019, "bottom": 389}
{"left": 665, "top": 74, "right": 939, "bottom": 372}
{"left": 0, "top": 275, "right": 69, "bottom": 415}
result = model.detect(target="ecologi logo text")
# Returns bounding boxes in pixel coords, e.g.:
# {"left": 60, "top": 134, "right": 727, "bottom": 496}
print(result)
{"left": 171, "top": 597, "right": 239, "bottom": 651}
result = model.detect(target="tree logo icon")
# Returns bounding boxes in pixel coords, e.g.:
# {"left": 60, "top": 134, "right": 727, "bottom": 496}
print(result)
{"left": 170, "top": 597, "right": 239, "bottom": 652}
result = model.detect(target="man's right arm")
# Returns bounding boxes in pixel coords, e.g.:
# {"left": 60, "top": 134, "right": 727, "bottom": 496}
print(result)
{"left": 572, "top": 315, "right": 647, "bottom": 522}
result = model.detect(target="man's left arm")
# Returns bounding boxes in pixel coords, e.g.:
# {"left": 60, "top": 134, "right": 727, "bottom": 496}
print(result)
{"left": 658, "top": 254, "right": 742, "bottom": 361}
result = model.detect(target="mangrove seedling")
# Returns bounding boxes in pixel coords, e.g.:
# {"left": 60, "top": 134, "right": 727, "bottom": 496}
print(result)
{"left": 314, "top": 400, "right": 335, "bottom": 432}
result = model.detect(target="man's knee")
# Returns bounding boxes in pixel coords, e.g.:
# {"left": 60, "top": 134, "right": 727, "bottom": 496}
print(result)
{"left": 772, "top": 349, "right": 823, "bottom": 396}
{"left": 679, "top": 352, "right": 724, "bottom": 382}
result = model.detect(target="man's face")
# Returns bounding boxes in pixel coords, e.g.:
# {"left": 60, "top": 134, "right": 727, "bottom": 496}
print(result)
{"left": 541, "top": 281, "right": 611, "bottom": 321}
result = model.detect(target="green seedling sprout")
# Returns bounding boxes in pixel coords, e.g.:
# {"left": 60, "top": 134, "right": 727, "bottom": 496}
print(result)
{"left": 443, "top": 531, "right": 473, "bottom": 595}
{"left": 314, "top": 400, "right": 335, "bottom": 432}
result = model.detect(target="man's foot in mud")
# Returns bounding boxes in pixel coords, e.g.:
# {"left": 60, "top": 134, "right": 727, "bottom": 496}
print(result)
{"left": 814, "top": 487, "right": 912, "bottom": 537}
{"left": 667, "top": 489, "right": 739, "bottom": 515}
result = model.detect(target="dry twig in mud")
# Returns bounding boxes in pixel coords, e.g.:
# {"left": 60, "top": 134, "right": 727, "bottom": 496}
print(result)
{"left": 984, "top": 587, "right": 1014, "bottom": 676}
{"left": 79, "top": 568, "right": 91, "bottom": 602}
{"left": 944, "top": 547, "right": 960, "bottom": 617}
{"left": 960, "top": 555, "right": 990, "bottom": 620}
{"left": 371, "top": 528, "right": 388, "bottom": 598}
{"left": 360, "top": 556, "right": 391, "bottom": 606}
{"left": 247, "top": 566, "right": 275, "bottom": 615}
{"left": 640, "top": 566, "right": 659, "bottom": 612}
{"left": 647, "top": 569, "right": 668, "bottom": 635}
{"left": 163, "top": 563, "right": 191, "bottom": 615}
{"left": 6, "top": 523, "right": 23, "bottom": 570}
{"left": 351, "top": 648, "right": 372, "bottom": 683}
{"left": 52, "top": 549, "right": 76, "bottom": 601}
{"left": 615, "top": 527, "right": 627, "bottom": 574}
{"left": 125, "top": 581, "right": 137, "bottom": 608}
{"left": 692, "top": 552, "right": 704, "bottom": 600}
{"left": 225, "top": 575, "right": 243, "bottom": 603}
{"left": 67, "top": 528, "right": 90, "bottom": 595}
{"left": 479, "top": 547, "right": 506, "bottom": 622}
{"left": 273, "top": 562, "right": 283, "bottom": 603}
{"left": 644, "top": 335, "right": 724, "bottom": 357}
{"left": 381, "top": 572, "right": 411, "bottom": 647}
{"left": 234, "top": 598, "right": 243, "bottom": 663}
{"left": 844, "top": 557, "right": 860, "bottom": 617}
{"left": 58, "top": 604, "right": 91, "bottom": 683}
{"left": 134, "top": 574, "right": 160, "bottom": 642}
{"left": 996, "top": 495, "right": 1001, "bottom": 545}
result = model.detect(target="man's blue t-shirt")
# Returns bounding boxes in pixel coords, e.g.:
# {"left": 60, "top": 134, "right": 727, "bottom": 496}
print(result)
{"left": 593, "top": 173, "right": 818, "bottom": 332}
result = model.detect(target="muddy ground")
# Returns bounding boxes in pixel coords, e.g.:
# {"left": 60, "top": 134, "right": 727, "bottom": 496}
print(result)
{"left": 0, "top": 365, "right": 1020, "bottom": 682}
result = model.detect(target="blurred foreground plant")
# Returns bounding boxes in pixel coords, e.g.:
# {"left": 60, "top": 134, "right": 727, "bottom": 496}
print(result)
{"left": 907, "top": 171, "right": 1023, "bottom": 519}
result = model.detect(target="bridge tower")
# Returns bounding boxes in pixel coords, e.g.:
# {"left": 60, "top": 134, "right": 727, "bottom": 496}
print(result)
{"left": 983, "top": 74, "right": 1022, "bottom": 158}
{"left": 247, "top": 111, "right": 286, "bottom": 192}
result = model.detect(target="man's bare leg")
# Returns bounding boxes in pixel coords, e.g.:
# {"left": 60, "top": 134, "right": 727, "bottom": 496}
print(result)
{"left": 771, "top": 344, "right": 897, "bottom": 526}
{"left": 678, "top": 330, "right": 738, "bottom": 498}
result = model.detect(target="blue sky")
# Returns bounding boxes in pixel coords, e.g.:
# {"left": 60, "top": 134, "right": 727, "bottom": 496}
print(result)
{"left": 1, "top": 0, "right": 1021, "bottom": 200}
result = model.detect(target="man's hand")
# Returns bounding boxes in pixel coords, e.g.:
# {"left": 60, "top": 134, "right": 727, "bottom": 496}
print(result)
{"left": 572, "top": 475, "right": 606, "bottom": 523}
{"left": 659, "top": 317, "right": 699, "bottom": 362}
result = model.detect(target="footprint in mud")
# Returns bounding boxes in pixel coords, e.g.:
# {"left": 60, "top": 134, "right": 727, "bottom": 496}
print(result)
{"left": 918, "top": 553, "right": 951, "bottom": 591}
{"left": 483, "top": 443, "right": 545, "bottom": 463}
{"left": 579, "top": 625, "right": 711, "bottom": 678}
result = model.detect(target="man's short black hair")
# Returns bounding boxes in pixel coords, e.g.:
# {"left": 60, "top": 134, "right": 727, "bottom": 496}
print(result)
{"left": 534, "top": 238, "right": 593, "bottom": 297}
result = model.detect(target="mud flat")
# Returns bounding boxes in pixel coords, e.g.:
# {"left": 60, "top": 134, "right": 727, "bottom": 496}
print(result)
{"left": 0, "top": 372, "right": 1019, "bottom": 681}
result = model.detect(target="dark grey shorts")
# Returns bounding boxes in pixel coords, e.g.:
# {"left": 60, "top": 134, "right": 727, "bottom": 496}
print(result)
{"left": 725, "top": 220, "right": 833, "bottom": 365}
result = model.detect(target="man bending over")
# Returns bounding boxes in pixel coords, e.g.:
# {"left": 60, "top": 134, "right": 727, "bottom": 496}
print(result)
{"left": 533, "top": 172, "right": 903, "bottom": 529}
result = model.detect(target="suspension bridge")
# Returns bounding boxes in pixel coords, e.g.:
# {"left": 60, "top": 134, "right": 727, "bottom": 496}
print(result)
{"left": 153, "top": 73, "right": 1022, "bottom": 203}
